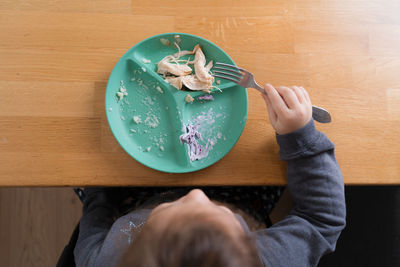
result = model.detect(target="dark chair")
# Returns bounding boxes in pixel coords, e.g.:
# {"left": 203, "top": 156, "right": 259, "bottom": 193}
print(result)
{"left": 56, "top": 188, "right": 85, "bottom": 267}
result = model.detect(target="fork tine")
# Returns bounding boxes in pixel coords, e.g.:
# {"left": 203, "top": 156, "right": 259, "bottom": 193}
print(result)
{"left": 214, "top": 70, "right": 242, "bottom": 80}
{"left": 213, "top": 74, "right": 240, "bottom": 83}
{"left": 213, "top": 66, "right": 242, "bottom": 75}
{"left": 215, "top": 62, "right": 244, "bottom": 71}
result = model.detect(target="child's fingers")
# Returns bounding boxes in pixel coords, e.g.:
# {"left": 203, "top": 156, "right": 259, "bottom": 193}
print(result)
{"left": 300, "top": 86, "right": 311, "bottom": 103}
{"left": 276, "top": 86, "right": 300, "bottom": 109}
{"left": 291, "top": 86, "right": 306, "bottom": 103}
{"left": 264, "top": 84, "right": 288, "bottom": 115}
{"left": 262, "top": 92, "right": 277, "bottom": 123}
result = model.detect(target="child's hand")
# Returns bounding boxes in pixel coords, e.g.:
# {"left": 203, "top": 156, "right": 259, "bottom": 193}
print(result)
{"left": 262, "top": 84, "right": 312, "bottom": 135}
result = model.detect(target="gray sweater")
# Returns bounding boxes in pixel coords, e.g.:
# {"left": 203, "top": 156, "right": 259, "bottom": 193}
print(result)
{"left": 74, "top": 120, "right": 346, "bottom": 267}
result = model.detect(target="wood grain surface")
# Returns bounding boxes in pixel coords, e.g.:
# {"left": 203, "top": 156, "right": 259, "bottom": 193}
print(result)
{"left": 0, "top": 0, "right": 399, "bottom": 186}
{"left": 0, "top": 188, "right": 81, "bottom": 267}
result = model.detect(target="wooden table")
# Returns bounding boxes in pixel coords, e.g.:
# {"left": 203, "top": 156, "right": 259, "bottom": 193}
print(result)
{"left": 1, "top": 0, "right": 399, "bottom": 186}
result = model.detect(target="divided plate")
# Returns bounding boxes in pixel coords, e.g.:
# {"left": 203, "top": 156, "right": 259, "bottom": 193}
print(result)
{"left": 105, "top": 33, "right": 248, "bottom": 173}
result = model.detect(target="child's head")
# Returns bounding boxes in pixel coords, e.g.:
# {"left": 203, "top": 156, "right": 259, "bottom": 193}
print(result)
{"left": 120, "top": 189, "right": 262, "bottom": 267}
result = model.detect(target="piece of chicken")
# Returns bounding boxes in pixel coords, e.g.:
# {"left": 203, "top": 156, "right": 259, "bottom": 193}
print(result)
{"left": 165, "top": 76, "right": 183, "bottom": 90}
{"left": 157, "top": 60, "right": 192, "bottom": 77}
{"left": 157, "top": 47, "right": 195, "bottom": 77}
{"left": 157, "top": 43, "right": 214, "bottom": 92}
{"left": 193, "top": 45, "right": 214, "bottom": 84}
{"left": 181, "top": 75, "right": 213, "bottom": 93}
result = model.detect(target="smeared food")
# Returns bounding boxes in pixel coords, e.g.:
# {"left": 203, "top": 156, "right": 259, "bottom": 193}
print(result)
{"left": 179, "top": 108, "right": 218, "bottom": 161}
{"left": 180, "top": 123, "right": 210, "bottom": 161}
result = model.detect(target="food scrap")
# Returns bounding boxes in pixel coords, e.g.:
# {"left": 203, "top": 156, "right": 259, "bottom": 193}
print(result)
{"left": 142, "top": 58, "right": 151, "bottom": 64}
{"left": 157, "top": 49, "right": 193, "bottom": 77}
{"left": 144, "top": 113, "right": 160, "bottom": 128}
{"left": 116, "top": 81, "right": 128, "bottom": 101}
{"left": 156, "top": 86, "right": 164, "bottom": 94}
{"left": 185, "top": 94, "right": 194, "bottom": 103}
{"left": 174, "top": 34, "right": 181, "bottom": 45}
{"left": 160, "top": 38, "right": 170, "bottom": 46}
{"left": 157, "top": 43, "right": 215, "bottom": 93}
{"left": 133, "top": 115, "right": 142, "bottom": 124}
{"left": 197, "top": 95, "right": 214, "bottom": 101}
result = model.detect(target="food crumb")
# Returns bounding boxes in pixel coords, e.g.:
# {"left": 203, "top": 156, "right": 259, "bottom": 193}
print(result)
{"left": 130, "top": 129, "right": 136, "bottom": 133}
{"left": 109, "top": 107, "right": 112, "bottom": 111}
{"left": 160, "top": 38, "right": 170, "bottom": 46}
{"left": 146, "top": 146, "right": 151, "bottom": 152}
{"left": 133, "top": 115, "right": 142, "bottom": 124}
{"left": 116, "top": 92, "right": 124, "bottom": 100}
{"left": 116, "top": 81, "right": 128, "bottom": 101}
{"left": 216, "top": 80, "right": 221, "bottom": 85}
{"left": 141, "top": 67, "right": 146, "bottom": 72}
{"left": 185, "top": 94, "right": 194, "bottom": 103}
{"left": 144, "top": 113, "right": 160, "bottom": 128}
{"left": 131, "top": 77, "right": 136, "bottom": 82}
{"left": 156, "top": 86, "right": 164, "bottom": 94}
{"left": 174, "top": 35, "right": 181, "bottom": 44}
{"left": 142, "top": 58, "right": 151, "bottom": 64}
{"left": 160, "top": 145, "right": 165, "bottom": 152}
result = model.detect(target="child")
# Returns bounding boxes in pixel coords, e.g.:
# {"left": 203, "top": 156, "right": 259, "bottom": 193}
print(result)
{"left": 74, "top": 84, "right": 346, "bottom": 267}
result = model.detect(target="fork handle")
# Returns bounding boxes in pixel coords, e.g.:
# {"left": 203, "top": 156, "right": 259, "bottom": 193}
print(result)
{"left": 253, "top": 83, "right": 265, "bottom": 93}
{"left": 311, "top": 106, "right": 331, "bottom": 123}
{"left": 254, "top": 84, "right": 331, "bottom": 123}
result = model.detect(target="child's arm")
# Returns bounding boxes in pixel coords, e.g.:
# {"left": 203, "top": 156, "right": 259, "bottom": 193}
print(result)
{"left": 255, "top": 85, "right": 346, "bottom": 267}
{"left": 74, "top": 188, "right": 120, "bottom": 267}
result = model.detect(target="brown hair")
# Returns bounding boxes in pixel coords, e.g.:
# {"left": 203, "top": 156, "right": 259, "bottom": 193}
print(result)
{"left": 119, "top": 212, "right": 262, "bottom": 267}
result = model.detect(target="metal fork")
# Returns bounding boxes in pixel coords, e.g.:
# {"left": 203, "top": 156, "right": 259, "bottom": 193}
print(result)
{"left": 213, "top": 62, "right": 331, "bottom": 123}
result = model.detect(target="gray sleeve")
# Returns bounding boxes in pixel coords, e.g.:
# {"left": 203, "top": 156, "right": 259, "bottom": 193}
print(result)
{"left": 255, "top": 120, "right": 346, "bottom": 267}
{"left": 74, "top": 188, "right": 119, "bottom": 267}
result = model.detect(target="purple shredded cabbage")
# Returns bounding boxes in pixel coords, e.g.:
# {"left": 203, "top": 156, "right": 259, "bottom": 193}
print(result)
{"left": 179, "top": 108, "right": 218, "bottom": 162}
{"left": 179, "top": 123, "right": 211, "bottom": 161}
{"left": 197, "top": 95, "right": 214, "bottom": 101}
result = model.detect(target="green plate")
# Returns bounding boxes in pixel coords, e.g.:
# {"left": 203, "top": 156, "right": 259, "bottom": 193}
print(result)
{"left": 105, "top": 33, "right": 248, "bottom": 173}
